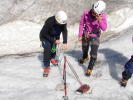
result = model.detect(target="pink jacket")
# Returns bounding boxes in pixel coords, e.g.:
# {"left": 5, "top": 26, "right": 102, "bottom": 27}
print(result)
{"left": 78, "top": 10, "right": 107, "bottom": 37}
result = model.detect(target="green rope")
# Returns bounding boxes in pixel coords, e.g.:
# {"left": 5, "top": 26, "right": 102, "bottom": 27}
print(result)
{"left": 51, "top": 43, "right": 56, "bottom": 53}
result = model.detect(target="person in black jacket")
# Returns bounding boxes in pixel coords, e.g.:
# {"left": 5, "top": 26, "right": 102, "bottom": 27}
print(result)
{"left": 39, "top": 11, "right": 68, "bottom": 77}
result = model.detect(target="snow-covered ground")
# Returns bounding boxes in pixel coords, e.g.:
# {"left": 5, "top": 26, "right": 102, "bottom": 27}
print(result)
{"left": 0, "top": 20, "right": 79, "bottom": 56}
{"left": 0, "top": 2, "right": 133, "bottom": 100}
{"left": 0, "top": 21, "right": 42, "bottom": 56}
{"left": 0, "top": 28, "right": 132, "bottom": 100}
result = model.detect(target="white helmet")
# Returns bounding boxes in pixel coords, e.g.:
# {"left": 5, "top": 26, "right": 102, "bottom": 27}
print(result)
{"left": 55, "top": 11, "right": 67, "bottom": 24}
{"left": 93, "top": 0, "right": 106, "bottom": 14}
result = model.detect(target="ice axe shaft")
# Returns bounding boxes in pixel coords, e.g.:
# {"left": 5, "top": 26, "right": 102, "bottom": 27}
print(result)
{"left": 63, "top": 56, "right": 68, "bottom": 99}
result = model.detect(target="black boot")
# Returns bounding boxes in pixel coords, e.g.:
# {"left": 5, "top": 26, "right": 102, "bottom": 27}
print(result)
{"left": 120, "top": 79, "right": 127, "bottom": 87}
{"left": 79, "top": 56, "right": 89, "bottom": 64}
{"left": 85, "top": 69, "right": 93, "bottom": 76}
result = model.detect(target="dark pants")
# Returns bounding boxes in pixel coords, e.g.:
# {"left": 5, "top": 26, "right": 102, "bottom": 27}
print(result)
{"left": 82, "top": 36, "right": 100, "bottom": 70}
{"left": 42, "top": 40, "right": 56, "bottom": 67}
{"left": 122, "top": 71, "right": 132, "bottom": 81}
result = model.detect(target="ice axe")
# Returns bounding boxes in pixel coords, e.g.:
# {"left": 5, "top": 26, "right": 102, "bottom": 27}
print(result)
{"left": 55, "top": 45, "right": 70, "bottom": 92}
{"left": 66, "top": 59, "right": 90, "bottom": 94}
{"left": 63, "top": 56, "right": 68, "bottom": 100}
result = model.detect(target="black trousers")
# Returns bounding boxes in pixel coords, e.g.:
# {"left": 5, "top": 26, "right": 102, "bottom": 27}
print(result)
{"left": 82, "top": 37, "right": 100, "bottom": 70}
{"left": 122, "top": 71, "right": 132, "bottom": 81}
{"left": 82, "top": 37, "right": 100, "bottom": 58}
{"left": 42, "top": 40, "right": 56, "bottom": 67}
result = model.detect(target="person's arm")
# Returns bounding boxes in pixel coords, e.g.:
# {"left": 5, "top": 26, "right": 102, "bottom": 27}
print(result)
{"left": 62, "top": 24, "right": 68, "bottom": 44}
{"left": 55, "top": 36, "right": 60, "bottom": 44}
{"left": 98, "top": 14, "right": 107, "bottom": 31}
{"left": 55, "top": 35, "right": 60, "bottom": 40}
{"left": 78, "top": 11, "right": 86, "bottom": 37}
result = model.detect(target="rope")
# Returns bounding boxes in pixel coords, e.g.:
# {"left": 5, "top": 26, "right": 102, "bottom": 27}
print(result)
{"left": 66, "top": 59, "right": 83, "bottom": 86}
{"left": 57, "top": 43, "right": 83, "bottom": 86}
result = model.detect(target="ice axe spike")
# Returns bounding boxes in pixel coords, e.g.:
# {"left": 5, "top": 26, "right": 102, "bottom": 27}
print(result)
{"left": 63, "top": 96, "right": 68, "bottom": 100}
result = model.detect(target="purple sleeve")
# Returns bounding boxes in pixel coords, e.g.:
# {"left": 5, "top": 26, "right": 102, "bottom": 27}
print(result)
{"left": 98, "top": 14, "right": 107, "bottom": 31}
{"left": 78, "top": 12, "right": 85, "bottom": 37}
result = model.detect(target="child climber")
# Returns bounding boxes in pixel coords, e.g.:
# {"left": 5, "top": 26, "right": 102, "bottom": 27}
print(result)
{"left": 39, "top": 11, "right": 68, "bottom": 77}
{"left": 78, "top": 0, "right": 107, "bottom": 76}
{"left": 121, "top": 55, "right": 133, "bottom": 87}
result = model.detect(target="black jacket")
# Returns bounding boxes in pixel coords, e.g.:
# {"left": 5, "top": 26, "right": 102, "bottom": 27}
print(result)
{"left": 39, "top": 16, "right": 67, "bottom": 43}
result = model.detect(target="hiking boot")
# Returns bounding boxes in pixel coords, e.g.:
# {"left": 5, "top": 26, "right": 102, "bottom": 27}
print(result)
{"left": 120, "top": 79, "right": 127, "bottom": 87}
{"left": 51, "top": 59, "right": 58, "bottom": 66}
{"left": 79, "top": 57, "right": 89, "bottom": 64}
{"left": 85, "top": 69, "right": 93, "bottom": 76}
{"left": 43, "top": 67, "right": 50, "bottom": 77}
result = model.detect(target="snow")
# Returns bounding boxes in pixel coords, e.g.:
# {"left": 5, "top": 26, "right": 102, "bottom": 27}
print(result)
{"left": 0, "top": 5, "right": 133, "bottom": 100}
{"left": 0, "top": 20, "right": 79, "bottom": 56}
{"left": 0, "top": 7, "right": 133, "bottom": 56}
{"left": 107, "top": 8, "right": 133, "bottom": 33}
{"left": 0, "top": 21, "right": 42, "bottom": 56}
{"left": 0, "top": 28, "right": 133, "bottom": 100}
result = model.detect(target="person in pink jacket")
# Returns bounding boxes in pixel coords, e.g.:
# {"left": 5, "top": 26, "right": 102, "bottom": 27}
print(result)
{"left": 78, "top": 0, "right": 107, "bottom": 76}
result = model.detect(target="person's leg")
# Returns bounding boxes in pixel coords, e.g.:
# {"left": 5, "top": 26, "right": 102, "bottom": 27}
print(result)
{"left": 88, "top": 45, "right": 99, "bottom": 69}
{"left": 86, "top": 37, "right": 100, "bottom": 76}
{"left": 121, "top": 71, "right": 132, "bottom": 87}
{"left": 79, "top": 37, "right": 90, "bottom": 64}
{"left": 42, "top": 40, "right": 52, "bottom": 77}
{"left": 42, "top": 40, "right": 52, "bottom": 68}
{"left": 122, "top": 71, "right": 132, "bottom": 81}
{"left": 82, "top": 37, "right": 89, "bottom": 58}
